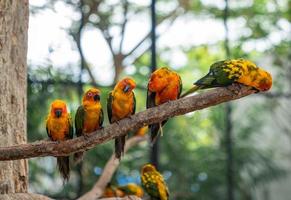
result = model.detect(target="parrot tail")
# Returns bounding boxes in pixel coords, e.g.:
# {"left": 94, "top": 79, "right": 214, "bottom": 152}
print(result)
{"left": 115, "top": 135, "right": 126, "bottom": 160}
{"left": 57, "top": 156, "right": 70, "bottom": 182}
{"left": 180, "top": 85, "right": 200, "bottom": 98}
{"left": 73, "top": 151, "right": 84, "bottom": 165}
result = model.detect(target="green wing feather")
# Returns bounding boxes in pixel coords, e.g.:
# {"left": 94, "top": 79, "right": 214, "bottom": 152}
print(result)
{"left": 99, "top": 108, "right": 104, "bottom": 128}
{"left": 75, "top": 105, "right": 85, "bottom": 137}
{"left": 133, "top": 92, "right": 136, "bottom": 114}
{"left": 178, "top": 75, "right": 183, "bottom": 98}
{"left": 195, "top": 60, "right": 235, "bottom": 88}
{"left": 107, "top": 91, "right": 113, "bottom": 123}
{"left": 68, "top": 115, "right": 74, "bottom": 139}
{"left": 46, "top": 121, "right": 52, "bottom": 140}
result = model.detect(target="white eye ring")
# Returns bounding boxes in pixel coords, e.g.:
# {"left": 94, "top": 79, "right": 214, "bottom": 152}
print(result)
{"left": 87, "top": 92, "right": 93, "bottom": 96}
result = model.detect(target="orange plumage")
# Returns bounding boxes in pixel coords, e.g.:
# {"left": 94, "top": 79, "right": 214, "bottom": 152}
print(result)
{"left": 74, "top": 88, "right": 103, "bottom": 163}
{"left": 46, "top": 100, "right": 73, "bottom": 182}
{"left": 147, "top": 67, "right": 182, "bottom": 143}
{"left": 107, "top": 78, "right": 136, "bottom": 159}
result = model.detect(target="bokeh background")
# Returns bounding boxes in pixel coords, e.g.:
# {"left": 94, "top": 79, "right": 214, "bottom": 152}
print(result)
{"left": 27, "top": 0, "right": 290, "bottom": 199}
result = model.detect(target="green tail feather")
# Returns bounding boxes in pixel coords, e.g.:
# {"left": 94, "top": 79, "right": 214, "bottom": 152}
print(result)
{"left": 115, "top": 135, "right": 126, "bottom": 160}
{"left": 57, "top": 156, "right": 70, "bottom": 183}
{"left": 180, "top": 85, "right": 200, "bottom": 98}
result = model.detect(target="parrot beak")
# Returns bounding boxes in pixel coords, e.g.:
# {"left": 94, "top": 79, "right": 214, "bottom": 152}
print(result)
{"left": 93, "top": 94, "right": 100, "bottom": 101}
{"left": 123, "top": 85, "right": 131, "bottom": 93}
{"left": 55, "top": 109, "right": 62, "bottom": 118}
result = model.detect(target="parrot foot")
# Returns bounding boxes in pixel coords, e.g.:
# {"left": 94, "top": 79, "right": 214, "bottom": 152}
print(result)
{"left": 115, "top": 121, "right": 120, "bottom": 125}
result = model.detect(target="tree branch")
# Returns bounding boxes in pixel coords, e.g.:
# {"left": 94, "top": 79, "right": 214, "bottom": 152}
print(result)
{"left": 0, "top": 193, "right": 52, "bottom": 200}
{"left": 0, "top": 84, "right": 256, "bottom": 161}
{"left": 78, "top": 136, "right": 147, "bottom": 200}
{"left": 98, "top": 197, "right": 142, "bottom": 200}
{"left": 124, "top": 8, "right": 180, "bottom": 58}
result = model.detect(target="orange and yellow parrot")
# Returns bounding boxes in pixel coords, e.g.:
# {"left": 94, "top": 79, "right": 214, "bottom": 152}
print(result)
{"left": 147, "top": 67, "right": 182, "bottom": 143}
{"left": 181, "top": 59, "right": 272, "bottom": 97}
{"left": 118, "top": 183, "right": 144, "bottom": 198}
{"left": 141, "top": 164, "right": 169, "bottom": 200}
{"left": 107, "top": 78, "right": 136, "bottom": 159}
{"left": 74, "top": 88, "right": 104, "bottom": 163}
{"left": 102, "top": 185, "right": 125, "bottom": 198}
{"left": 102, "top": 183, "right": 144, "bottom": 198}
{"left": 46, "top": 99, "right": 73, "bottom": 182}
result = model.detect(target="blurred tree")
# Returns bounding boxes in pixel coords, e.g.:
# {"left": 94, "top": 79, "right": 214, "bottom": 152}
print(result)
{"left": 27, "top": 0, "right": 290, "bottom": 199}
{"left": 0, "top": 0, "right": 29, "bottom": 194}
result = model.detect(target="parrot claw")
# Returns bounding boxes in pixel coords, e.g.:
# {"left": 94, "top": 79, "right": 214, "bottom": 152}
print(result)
{"left": 115, "top": 121, "right": 120, "bottom": 125}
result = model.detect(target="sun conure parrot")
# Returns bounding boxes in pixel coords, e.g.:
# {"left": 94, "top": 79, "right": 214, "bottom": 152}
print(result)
{"left": 147, "top": 67, "right": 182, "bottom": 143}
{"left": 102, "top": 185, "right": 125, "bottom": 198}
{"left": 141, "top": 164, "right": 169, "bottom": 200}
{"left": 102, "top": 183, "right": 144, "bottom": 198}
{"left": 107, "top": 77, "right": 136, "bottom": 159}
{"left": 181, "top": 58, "right": 272, "bottom": 97}
{"left": 46, "top": 99, "right": 73, "bottom": 182}
{"left": 74, "top": 88, "right": 104, "bottom": 163}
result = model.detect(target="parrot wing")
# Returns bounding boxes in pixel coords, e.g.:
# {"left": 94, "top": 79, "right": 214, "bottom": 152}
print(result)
{"left": 107, "top": 91, "right": 113, "bottom": 123}
{"left": 132, "top": 92, "right": 136, "bottom": 114}
{"left": 46, "top": 120, "right": 52, "bottom": 140}
{"left": 99, "top": 107, "right": 104, "bottom": 128}
{"left": 146, "top": 88, "right": 156, "bottom": 109}
{"left": 195, "top": 60, "right": 234, "bottom": 88}
{"left": 157, "top": 179, "right": 169, "bottom": 200}
{"left": 75, "top": 105, "right": 85, "bottom": 137}
{"left": 178, "top": 75, "right": 183, "bottom": 98}
{"left": 146, "top": 84, "right": 168, "bottom": 143}
{"left": 67, "top": 115, "right": 74, "bottom": 139}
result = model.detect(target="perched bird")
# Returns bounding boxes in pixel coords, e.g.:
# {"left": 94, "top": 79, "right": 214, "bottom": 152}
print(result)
{"left": 74, "top": 88, "right": 104, "bottom": 163}
{"left": 141, "top": 164, "right": 169, "bottom": 200}
{"left": 147, "top": 67, "right": 182, "bottom": 143}
{"left": 181, "top": 59, "right": 272, "bottom": 97}
{"left": 102, "top": 183, "right": 144, "bottom": 198}
{"left": 46, "top": 100, "right": 73, "bottom": 182}
{"left": 107, "top": 77, "right": 136, "bottom": 159}
{"left": 102, "top": 185, "right": 125, "bottom": 198}
{"left": 118, "top": 183, "right": 144, "bottom": 198}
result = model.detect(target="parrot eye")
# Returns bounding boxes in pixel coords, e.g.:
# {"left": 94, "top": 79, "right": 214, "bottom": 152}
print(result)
{"left": 87, "top": 92, "right": 93, "bottom": 97}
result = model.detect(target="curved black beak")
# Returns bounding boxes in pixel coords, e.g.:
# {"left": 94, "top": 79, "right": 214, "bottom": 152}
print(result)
{"left": 123, "top": 85, "right": 130, "bottom": 93}
{"left": 55, "top": 109, "right": 62, "bottom": 118}
{"left": 93, "top": 94, "right": 100, "bottom": 101}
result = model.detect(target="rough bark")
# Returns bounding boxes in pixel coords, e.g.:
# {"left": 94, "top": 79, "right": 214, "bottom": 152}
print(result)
{"left": 0, "top": 193, "right": 52, "bottom": 200}
{"left": 0, "top": 84, "right": 256, "bottom": 161}
{"left": 78, "top": 136, "right": 147, "bottom": 200}
{"left": 0, "top": 0, "right": 29, "bottom": 194}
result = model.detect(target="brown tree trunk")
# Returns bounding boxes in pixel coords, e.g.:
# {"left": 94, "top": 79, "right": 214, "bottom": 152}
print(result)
{"left": 0, "top": 0, "right": 29, "bottom": 194}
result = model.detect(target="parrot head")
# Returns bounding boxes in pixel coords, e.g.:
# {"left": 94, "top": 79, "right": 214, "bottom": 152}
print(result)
{"left": 116, "top": 77, "right": 136, "bottom": 93}
{"left": 83, "top": 88, "right": 101, "bottom": 103}
{"left": 257, "top": 70, "right": 272, "bottom": 91}
{"left": 148, "top": 67, "right": 172, "bottom": 92}
{"left": 141, "top": 164, "right": 157, "bottom": 174}
{"left": 50, "top": 99, "right": 68, "bottom": 118}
